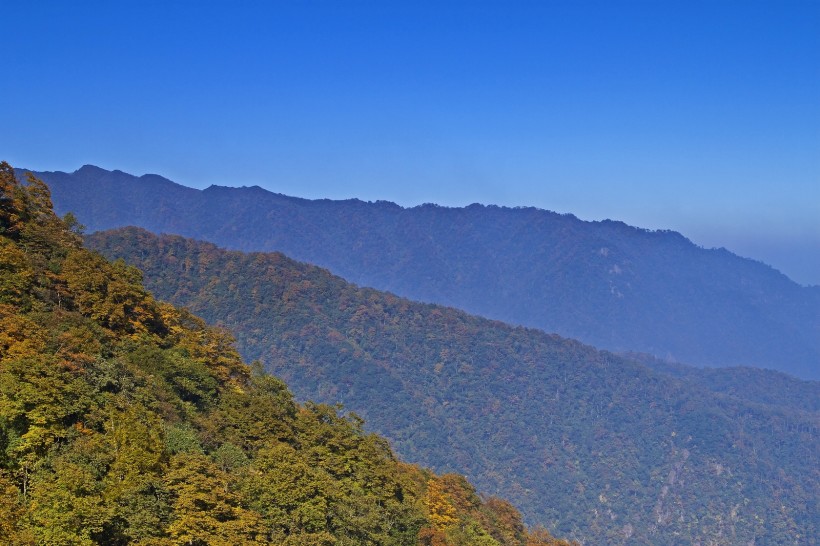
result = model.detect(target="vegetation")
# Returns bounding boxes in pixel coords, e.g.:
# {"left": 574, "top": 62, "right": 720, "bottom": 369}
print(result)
{"left": 87, "top": 225, "right": 820, "bottom": 545}
{"left": 0, "top": 162, "right": 573, "bottom": 545}
{"left": 29, "top": 164, "right": 820, "bottom": 379}
{"left": 626, "top": 352, "right": 820, "bottom": 414}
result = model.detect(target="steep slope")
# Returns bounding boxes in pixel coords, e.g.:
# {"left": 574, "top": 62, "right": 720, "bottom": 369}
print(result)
{"left": 1, "top": 165, "right": 574, "bottom": 546}
{"left": 88, "top": 226, "right": 820, "bottom": 546}
{"left": 28, "top": 166, "right": 820, "bottom": 379}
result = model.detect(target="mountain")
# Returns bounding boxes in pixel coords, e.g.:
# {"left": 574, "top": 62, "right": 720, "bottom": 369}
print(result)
{"left": 1, "top": 168, "right": 575, "bottom": 545}
{"left": 87, "top": 226, "right": 820, "bottom": 545}
{"left": 24, "top": 165, "right": 820, "bottom": 380}
{"left": 627, "top": 352, "right": 820, "bottom": 414}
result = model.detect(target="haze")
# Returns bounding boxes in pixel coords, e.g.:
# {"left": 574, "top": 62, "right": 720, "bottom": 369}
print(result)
{"left": 2, "top": 0, "right": 818, "bottom": 284}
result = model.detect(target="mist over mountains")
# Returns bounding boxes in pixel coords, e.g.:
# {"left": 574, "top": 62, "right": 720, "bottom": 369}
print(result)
{"left": 27, "top": 165, "right": 820, "bottom": 379}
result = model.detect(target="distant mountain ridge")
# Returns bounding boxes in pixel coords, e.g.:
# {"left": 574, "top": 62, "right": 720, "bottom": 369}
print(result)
{"left": 25, "top": 165, "right": 820, "bottom": 379}
{"left": 2, "top": 162, "right": 574, "bottom": 545}
{"left": 87, "top": 226, "right": 820, "bottom": 545}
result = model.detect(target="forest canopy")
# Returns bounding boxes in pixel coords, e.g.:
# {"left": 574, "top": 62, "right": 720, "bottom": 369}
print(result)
{"left": 0, "top": 161, "right": 573, "bottom": 545}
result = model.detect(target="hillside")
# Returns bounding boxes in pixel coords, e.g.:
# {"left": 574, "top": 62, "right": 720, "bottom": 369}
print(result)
{"left": 88, "top": 226, "right": 820, "bottom": 545}
{"left": 626, "top": 352, "right": 820, "bottom": 415}
{"left": 0, "top": 167, "right": 576, "bottom": 546}
{"left": 27, "top": 165, "right": 820, "bottom": 379}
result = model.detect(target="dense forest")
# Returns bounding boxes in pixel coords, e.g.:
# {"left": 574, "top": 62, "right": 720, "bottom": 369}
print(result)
{"left": 88, "top": 226, "right": 820, "bottom": 545}
{"left": 0, "top": 164, "right": 576, "bottom": 545}
{"left": 626, "top": 352, "right": 820, "bottom": 415}
{"left": 29, "top": 164, "right": 820, "bottom": 379}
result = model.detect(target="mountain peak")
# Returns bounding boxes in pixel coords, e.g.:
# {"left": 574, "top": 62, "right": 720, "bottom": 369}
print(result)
{"left": 74, "top": 164, "right": 109, "bottom": 175}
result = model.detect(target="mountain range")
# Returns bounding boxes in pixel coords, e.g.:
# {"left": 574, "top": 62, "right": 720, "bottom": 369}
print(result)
{"left": 1, "top": 161, "right": 573, "bottom": 545}
{"left": 24, "top": 165, "right": 820, "bottom": 380}
{"left": 87, "top": 226, "right": 820, "bottom": 545}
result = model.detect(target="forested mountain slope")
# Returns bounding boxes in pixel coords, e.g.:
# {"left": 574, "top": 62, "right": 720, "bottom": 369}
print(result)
{"left": 88, "top": 226, "right": 820, "bottom": 546}
{"left": 626, "top": 352, "right": 820, "bottom": 414}
{"left": 0, "top": 164, "right": 575, "bottom": 545}
{"left": 28, "top": 165, "right": 820, "bottom": 379}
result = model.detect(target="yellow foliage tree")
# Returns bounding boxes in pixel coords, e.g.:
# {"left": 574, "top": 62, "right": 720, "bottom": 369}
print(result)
{"left": 426, "top": 478, "right": 458, "bottom": 530}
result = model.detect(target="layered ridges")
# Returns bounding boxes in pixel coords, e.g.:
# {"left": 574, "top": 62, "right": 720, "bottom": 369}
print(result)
{"left": 87, "top": 225, "right": 820, "bottom": 545}
{"left": 28, "top": 165, "right": 820, "bottom": 378}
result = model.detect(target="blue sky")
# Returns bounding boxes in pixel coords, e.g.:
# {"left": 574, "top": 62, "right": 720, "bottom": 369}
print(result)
{"left": 3, "top": 0, "right": 819, "bottom": 284}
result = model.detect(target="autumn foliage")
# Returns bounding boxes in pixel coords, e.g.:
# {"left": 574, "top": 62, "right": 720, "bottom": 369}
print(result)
{"left": 1, "top": 162, "right": 574, "bottom": 544}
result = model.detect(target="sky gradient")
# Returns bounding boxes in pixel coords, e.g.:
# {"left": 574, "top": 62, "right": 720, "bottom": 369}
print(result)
{"left": 3, "top": 0, "right": 819, "bottom": 284}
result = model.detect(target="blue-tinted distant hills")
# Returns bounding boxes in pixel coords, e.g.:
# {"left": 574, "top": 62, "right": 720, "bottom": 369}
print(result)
{"left": 85, "top": 226, "right": 820, "bottom": 545}
{"left": 24, "top": 165, "right": 820, "bottom": 379}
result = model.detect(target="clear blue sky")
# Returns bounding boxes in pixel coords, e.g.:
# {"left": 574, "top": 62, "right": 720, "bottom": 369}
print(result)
{"left": 3, "top": 0, "right": 819, "bottom": 284}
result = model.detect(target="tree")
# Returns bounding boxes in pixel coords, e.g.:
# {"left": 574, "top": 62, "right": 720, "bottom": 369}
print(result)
{"left": 0, "top": 162, "right": 24, "bottom": 239}
{"left": 164, "top": 452, "right": 266, "bottom": 545}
